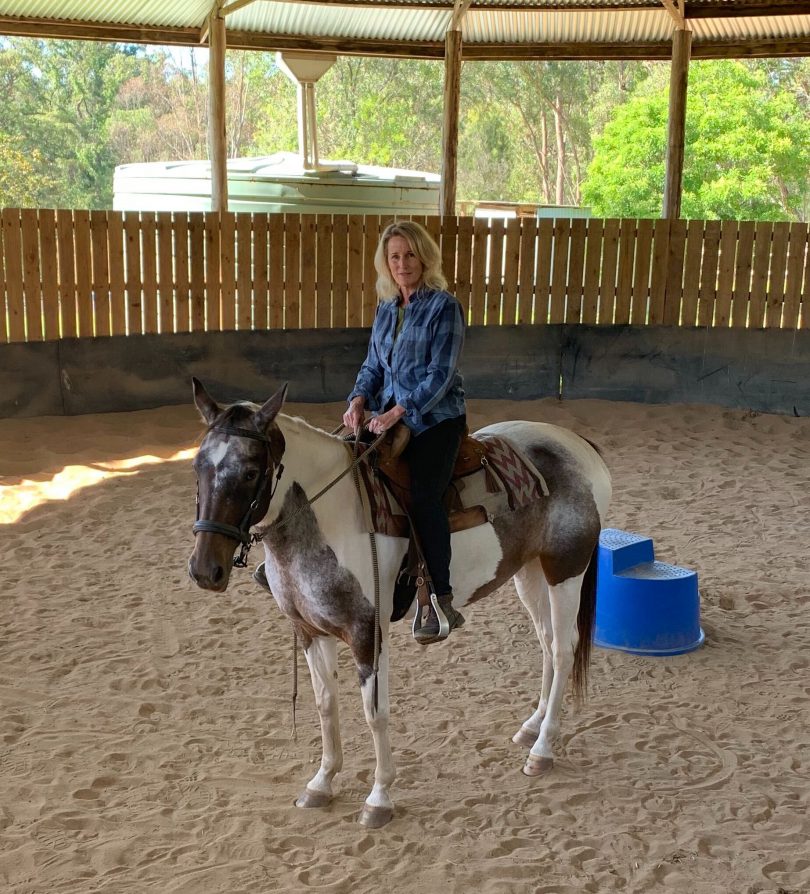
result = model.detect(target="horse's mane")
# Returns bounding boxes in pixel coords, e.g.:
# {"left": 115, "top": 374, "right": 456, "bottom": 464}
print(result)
{"left": 204, "top": 402, "right": 340, "bottom": 444}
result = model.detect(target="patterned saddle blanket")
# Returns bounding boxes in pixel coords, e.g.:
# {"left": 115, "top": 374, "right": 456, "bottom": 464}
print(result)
{"left": 353, "top": 433, "right": 549, "bottom": 538}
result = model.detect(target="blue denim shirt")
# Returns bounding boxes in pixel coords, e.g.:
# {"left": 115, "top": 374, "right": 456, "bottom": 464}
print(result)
{"left": 348, "top": 287, "right": 466, "bottom": 434}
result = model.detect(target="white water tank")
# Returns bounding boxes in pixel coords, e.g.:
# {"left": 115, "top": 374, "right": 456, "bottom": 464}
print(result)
{"left": 113, "top": 152, "right": 441, "bottom": 215}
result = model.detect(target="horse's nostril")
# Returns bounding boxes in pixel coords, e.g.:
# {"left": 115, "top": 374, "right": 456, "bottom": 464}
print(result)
{"left": 211, "top": 565, "right": 225, "bottom": 584}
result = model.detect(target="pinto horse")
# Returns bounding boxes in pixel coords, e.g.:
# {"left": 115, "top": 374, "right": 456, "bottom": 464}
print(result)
{"left": 187, "top": 379, "right": 611, "bottom": 827}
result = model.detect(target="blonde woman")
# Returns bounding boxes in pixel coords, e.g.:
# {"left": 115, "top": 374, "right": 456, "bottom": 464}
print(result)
{"left": 343, "top": 220, "right": 467, "bottom": 644}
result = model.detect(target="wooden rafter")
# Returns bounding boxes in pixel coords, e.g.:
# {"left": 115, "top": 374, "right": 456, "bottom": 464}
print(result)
{"left": 661, "top": 0, "right": 685, "bottom": 29}
{"left": 450, "top": 0, "right": 473, "bottom": 31}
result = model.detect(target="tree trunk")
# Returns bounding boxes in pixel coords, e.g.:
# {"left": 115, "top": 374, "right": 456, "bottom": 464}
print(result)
{"left": 554, "top": 95, "right": 565, "bottom": 205}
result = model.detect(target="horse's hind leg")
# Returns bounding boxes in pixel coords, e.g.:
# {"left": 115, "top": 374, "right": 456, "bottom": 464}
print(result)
{"left": 356, "top": 638, "right": 396, "bottom": 829}
{"left": 512, "top": 559, "right": 554, "bottom": 749}
{"left": 296, "top": 635, "right": 343, "bottom": 809}
{"left": 523, "top": 573, "right": 584, "bottom": 776}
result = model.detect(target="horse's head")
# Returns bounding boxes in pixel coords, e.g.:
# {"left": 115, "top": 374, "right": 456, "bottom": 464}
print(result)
{"left": 188, "top": 378, "right": 287, "bottom": 592}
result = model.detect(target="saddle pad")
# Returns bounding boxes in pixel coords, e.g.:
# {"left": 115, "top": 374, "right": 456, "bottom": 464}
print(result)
{"left": 352, "top": 434, "right": 548, "bottom": 538}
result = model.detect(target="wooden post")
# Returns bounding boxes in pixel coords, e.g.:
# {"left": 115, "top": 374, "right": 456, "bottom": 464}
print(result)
{"left": 208, "top": 8, "right": 228, "bottom": 212}
{"left": 441, "top": 29, "right": 462, "bottom": 218}
{"left": 662, "top": 27, "right": 692, "bottom": 220}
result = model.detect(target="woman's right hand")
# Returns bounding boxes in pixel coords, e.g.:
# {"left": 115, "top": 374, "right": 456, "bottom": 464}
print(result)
{"left": 343, "top": 397, "right": 366, "bottom": 434}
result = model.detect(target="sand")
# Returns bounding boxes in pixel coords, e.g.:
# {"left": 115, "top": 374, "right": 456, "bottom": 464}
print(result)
{"left": 1, "top": 396, "right": 808, "bottom": 894}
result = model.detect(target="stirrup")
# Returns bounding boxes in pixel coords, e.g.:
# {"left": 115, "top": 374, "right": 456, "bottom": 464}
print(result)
{"left": 412, "top": 593, "right": 451, "bottom": 645}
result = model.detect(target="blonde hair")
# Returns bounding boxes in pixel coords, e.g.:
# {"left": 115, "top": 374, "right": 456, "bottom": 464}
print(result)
{"left": 374, "top": 220, "right": 447, "bottom": 300}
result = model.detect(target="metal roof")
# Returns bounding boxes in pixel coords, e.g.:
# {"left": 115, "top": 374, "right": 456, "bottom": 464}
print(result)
{"left": 0, "top": 1, "right": 808, "bottom": 59}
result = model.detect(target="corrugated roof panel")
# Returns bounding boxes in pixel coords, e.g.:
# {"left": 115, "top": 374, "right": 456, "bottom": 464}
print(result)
{"left": 229, "top": 2, "right": 451, "bottom": 42}
{"left": 0, "top": 0, "right": 211, "bottom": 28}
{"left": 463, "top": 9, "right": 672, "bottom": 44}
{"left": 692, "top": 13, "right": 810, "bottom": 41}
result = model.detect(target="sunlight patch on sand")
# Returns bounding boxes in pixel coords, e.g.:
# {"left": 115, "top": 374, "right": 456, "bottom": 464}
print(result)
{"left": 0, "top": 448, "right": 196, "bottom": 524}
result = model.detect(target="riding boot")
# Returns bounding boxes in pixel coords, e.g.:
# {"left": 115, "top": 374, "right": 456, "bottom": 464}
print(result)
{"left": 253, "top": 561, "right": 272, "bottom": 593}
{"left": 413, "top": 592, "right": 465, "bottom": 646}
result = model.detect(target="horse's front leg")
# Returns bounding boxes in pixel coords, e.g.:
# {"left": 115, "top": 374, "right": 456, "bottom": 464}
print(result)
{"left": 296, "top": 635, "right": 343, "bottom": 808}
{"left": 356, "top": 636, "right": 396, "bottom": 828}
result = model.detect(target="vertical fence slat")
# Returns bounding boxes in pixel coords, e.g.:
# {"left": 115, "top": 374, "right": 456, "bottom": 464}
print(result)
{"left": 267, "top": 214, "right": 283, "bottom": 329}
{"left": 316, "top": 215, "right": 333, "bottom": 329}
{"left": 486, "top": 218, "right": 505, "bottom": 325}
{"left": 455, "top": 216, "right": 473, "bottom": 321}
{"left": 502, "top": 217, "right": 520, "bottom": 325}
{"left": 648, "top": 219, "right": 671, "bottom": 326}
{"left": 470, "top": 217, "right": 488, "bottom": 326}
{"left": 782, "top": 222, "right": 807, "bottom": 330}
{"left": 174, "top": 213, "right": 190, "bottom": 333}
{"left": 534, "top": 218, "right": 553, "bottom": 324}
{"left": 56, "top": 210, "right": 77, "bottom": 338}
{"left": 91, "top": 210, "right": 111, "bottom": 337}
{"left": 614, "top": 218, "right": 635, "bottom": 325}
{"left": 581, "top": 218, "right": 603, "bottom": 325}
{"left": 697, "top": 219, "right": 721, "bottom": 328}
{"left": 680, "top": 219, "right": 704, "bottom": 327}
{"left": 517, "top": 218, "right": 537, "bottom": 325}
{"left": 424, "top": 215, "right": 442, "bottom": 248}
{"left": 802, "top": 227, "right": 810, "bottom": 329}
{"left": 0, "top": 211, "right": 6, "bottom": 343}
{"left": 156, "top": 212, "right": 174, "bottom": 334}
{"left": 714, "top": 221, "right": 738, "bottom": 327}
{"left": 123, "top": 211, "right": 143, "bottom": 335}
{"left": 748, "top": 221, "right": 771, "bottom": 330}
{"left": 347, "top": 215, "right": 363, "bottom": 328}
{"left": 629, "top": 219, "right": 654, "bottom": 325}
{"left": 362, "top": 215, "right": 381, "bottom": 326}
{"left": 549, "top": 219, "right": 570, "bottom": 324}
{"left": 73, "top": 210, "right": 94, "bottom": 337}
{"left": 731, "top": 221, "right": 755, "bottom": 328}
{"left": 332, "top": 214, "right": 348, "bottom": 329}
{"left": 3, "top": 209, "right": 25, "bottom": 341}
{"left": 39, "top": 209, "right": 59, "bottom": 340}
{"left": 299, "top": 214, "right": 317, "bottom": 329}
{"left": 21, "top": 209, "right": 42, "bottom": 341}
{"left": 253, "top": 214, "right": 269, "bottom": 330}
{"left": 189, "top": 212, "right": 206, "bottom": 332}
{"left": 663, "top": 218, "right": 687, "bottom": 326}
{"left": 204, "top": 213, "right": 221, "bottom": 331}
{"left": 236, "top": 213, "right": 253, "bottom": 331}
{"left": 140, "top": 211, "right": 158, "bottom": 334}
{"left": 219, "top": 212, "right": 236, "bottom": 331}
{"left": 765, "top": 222, "right": 790, "bottom": 328}
{"left": 565, "top": 218, "right": 587, "bottom": 324}
{"left": 599, "top": 218, "right": 620, "bottom": 325}
{"left": 283, "top": 214, "right": 301, "bottom": 329}
{"left": 107, "top": 212, "right": 126, "bottom": 335}
{"left": 441, "top": 215, "right": 458, "bottom": 294}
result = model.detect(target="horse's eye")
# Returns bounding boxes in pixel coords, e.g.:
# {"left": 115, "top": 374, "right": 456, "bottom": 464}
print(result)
{"left": 245, "top": 470, "right": 259, "bottom": 482}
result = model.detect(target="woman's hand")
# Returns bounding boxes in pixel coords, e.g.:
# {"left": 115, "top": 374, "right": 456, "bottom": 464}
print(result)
{"left": 343, "top": 397, "right": 366, "bottom": 434}
{"left": 367, "top": 404, "right": 406, "bottom": 435}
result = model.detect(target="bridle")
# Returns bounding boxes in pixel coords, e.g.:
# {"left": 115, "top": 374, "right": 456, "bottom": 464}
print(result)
{"left": 193, "top": 424, "right": 285, "bottom": 568}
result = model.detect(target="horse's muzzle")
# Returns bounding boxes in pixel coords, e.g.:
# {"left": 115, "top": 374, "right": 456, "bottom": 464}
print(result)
{"left": 188, "top": 541, "right": 232, "bottom": 592}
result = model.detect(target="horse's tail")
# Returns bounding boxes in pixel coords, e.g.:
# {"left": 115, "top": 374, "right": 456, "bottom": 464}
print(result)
{"left": 571, "top": 543, "right": 598, "bottom": 703}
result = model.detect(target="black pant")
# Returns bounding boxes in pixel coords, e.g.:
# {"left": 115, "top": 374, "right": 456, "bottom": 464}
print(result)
{"left": 403, "top": 415, "right": 466, "bottom": 596}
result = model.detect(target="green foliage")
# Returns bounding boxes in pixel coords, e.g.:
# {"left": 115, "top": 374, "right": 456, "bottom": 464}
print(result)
{"left": 582, "top": 60, "right": 810, "bottom": 220}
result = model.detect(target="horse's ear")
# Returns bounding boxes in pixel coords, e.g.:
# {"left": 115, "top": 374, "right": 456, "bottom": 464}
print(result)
{"left": 192, "top": 377, "right": 221, "bottom": 425}
{"left": 254, "top": 382, "right": 288, "bottom": 431}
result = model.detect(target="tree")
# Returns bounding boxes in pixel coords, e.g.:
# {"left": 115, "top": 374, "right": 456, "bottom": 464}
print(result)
{"left": 582, "top": 60, "right": 810, "bottom": 221}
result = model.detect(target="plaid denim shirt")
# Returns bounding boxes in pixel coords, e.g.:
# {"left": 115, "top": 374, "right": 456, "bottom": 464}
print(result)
{"left": 348, "top": 287, "right": 466, "bottom": 434}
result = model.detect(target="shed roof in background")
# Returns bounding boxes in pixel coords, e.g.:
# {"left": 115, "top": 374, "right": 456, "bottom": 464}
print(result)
{"left": 0, "top": 0, "right": 808, "bottom": 58}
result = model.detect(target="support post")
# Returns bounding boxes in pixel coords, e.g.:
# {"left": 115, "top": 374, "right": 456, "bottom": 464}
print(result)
{"left": 441, "top": 28, "right": 462, "bottom": 218}
{"left": 208, "top": 8, "right": 228, "bottom": 212}
{"left": 662, "top": 27, "right": 692, "bottom": 220}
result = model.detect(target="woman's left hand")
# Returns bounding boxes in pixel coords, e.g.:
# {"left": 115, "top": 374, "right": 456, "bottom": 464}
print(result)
{"left": 367, "top": 405, "right": 406, "bottom": 435}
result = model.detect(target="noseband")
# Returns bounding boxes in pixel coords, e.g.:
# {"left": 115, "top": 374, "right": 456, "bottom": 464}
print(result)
{"left": 193, "top": 424, "right": 285, "bottom": 568}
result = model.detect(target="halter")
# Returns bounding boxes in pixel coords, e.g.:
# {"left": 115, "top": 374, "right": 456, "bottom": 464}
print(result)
{"left": 193, "top": 424, "right": 285, "bottom": 568}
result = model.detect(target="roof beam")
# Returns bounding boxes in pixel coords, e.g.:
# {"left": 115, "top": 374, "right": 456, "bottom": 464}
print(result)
{"left": 450, "top": 0, "right": 473, "bottom": 32}
{"left": 661, "top": 0, "right": 685, "bottom": 29}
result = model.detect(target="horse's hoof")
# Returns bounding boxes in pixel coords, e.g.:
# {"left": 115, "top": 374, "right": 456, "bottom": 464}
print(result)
{"left": 522, "top": 755, "right": 554, "bottom": 777}
{"left": 512, "top": 727, "right": 538, "bottom": 749}
{"left": 295, "top": 787, "right": 332, "bottom": 809}
{"left": 358, "top": 804, "right": 394, "bottom": 828}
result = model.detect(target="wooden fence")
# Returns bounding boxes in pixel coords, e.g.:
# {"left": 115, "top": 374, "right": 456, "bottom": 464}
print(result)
{"left": 1, "top": 209, "right": 808, "bottom": 343}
